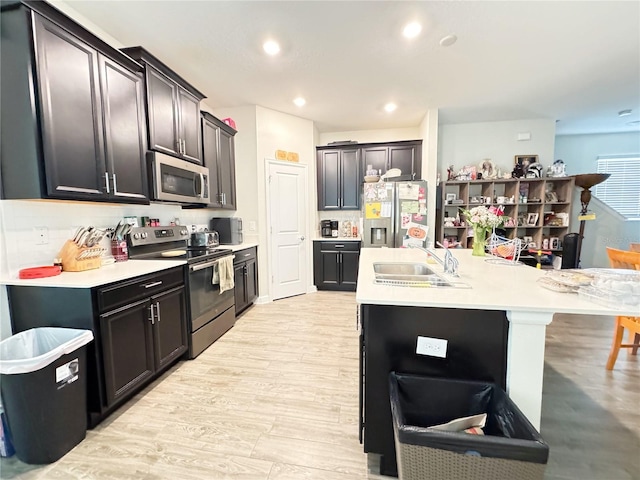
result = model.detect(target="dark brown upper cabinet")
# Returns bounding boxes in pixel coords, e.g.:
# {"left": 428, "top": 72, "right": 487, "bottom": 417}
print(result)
{"left": 0, "top": 2, "right": 148, "bottom": 203}
{"left": 361, "top": 141, "right": 423, "bottom": 180}
{"left": 317, "top": 147, "right": 361, "bottom": 210}
{"left": 121, "top": 47, "right": 205, "bottom": 165}
{"left": 202, "top": 112, "right": 237, "bottom": 210}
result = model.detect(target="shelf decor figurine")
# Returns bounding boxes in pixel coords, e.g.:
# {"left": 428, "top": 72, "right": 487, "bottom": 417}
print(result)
{"left": 462, "top": 205, "right": 505, "bottom": 256}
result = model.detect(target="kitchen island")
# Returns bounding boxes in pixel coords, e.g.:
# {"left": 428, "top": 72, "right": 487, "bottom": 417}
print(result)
{"left": 356, "top": 247, "right": 638, "bottom": 476}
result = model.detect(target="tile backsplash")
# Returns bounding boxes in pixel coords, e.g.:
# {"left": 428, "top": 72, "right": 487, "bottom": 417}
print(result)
{"left": 0, "top": 200, "right": 217, "bottom": 276}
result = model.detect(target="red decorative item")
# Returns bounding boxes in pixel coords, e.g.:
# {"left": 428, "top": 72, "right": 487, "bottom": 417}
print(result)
{"left": 222, "top": 117, "right": 236, "bottom": 129}
{"left": 18, "top": 266, "right": 62, "bottom": 279}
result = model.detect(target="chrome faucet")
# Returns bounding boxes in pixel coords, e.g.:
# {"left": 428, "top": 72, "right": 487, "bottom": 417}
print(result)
{"left": 409, "top": 244, "right": 459, "bottom": 277}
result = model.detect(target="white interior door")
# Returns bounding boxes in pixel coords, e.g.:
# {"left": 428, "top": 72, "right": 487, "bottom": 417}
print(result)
{"left": 268, "top": 161, "right": 308, "bottom": 300}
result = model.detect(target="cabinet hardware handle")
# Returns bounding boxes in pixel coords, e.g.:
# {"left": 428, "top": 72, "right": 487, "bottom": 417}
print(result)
{"left": 176, "top": 140, "right": 182, "bottom": 154}
{"left": 222, "top": 192, "right": 226, "bottom": 205}
{"left": 244, "top": 253, "right": 251, "bottom": 257}
{"left": 181, "top": 139, "right": 186, "bottom": 155}
{"left": 112, "top": 173, "right": 118, "bottom": 193}
{"left": 142, "top": 281, "right": 163, "bottom": 288}
{"left": 335, "top": 244, "right": 345, "bottom": 248}
{"left": 149, "top": 303, "right": 155, "bottom": 324}
{"left": 104, "top": 172, "right": 110, "bottom": 194}
{"left": 156, "top": 301, "right": 161, "bottom": 323}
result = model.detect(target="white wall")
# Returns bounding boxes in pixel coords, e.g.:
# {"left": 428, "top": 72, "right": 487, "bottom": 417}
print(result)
{"left": 438, "top": 119, "right": 556, "bottom": 180}
{"left": 318, "top": 128, "right": 420, "bottom": 146}
{"left": 420, "top": 110, "right": 439, "bottom": 245}
{"left": 255, "top": 106, "right": 316, "bottom": 299}
{"left": 556, "top": 132, "right": 640, "bottom": 267}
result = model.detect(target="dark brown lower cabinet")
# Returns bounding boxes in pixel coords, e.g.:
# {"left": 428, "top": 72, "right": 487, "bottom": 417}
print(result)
{"left": 7, "top": 266, "right": 187, "bottom": 427}
{"left": 234, "top": 247, "right": 258, "bottom": 316}
{"left": 313, "top": 240, "right": 361, "bottom": 291}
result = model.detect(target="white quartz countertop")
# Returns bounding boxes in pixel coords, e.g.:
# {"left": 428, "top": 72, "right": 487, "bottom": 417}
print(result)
{"left": 0, "top": 260, "right": 186, "bottom": 288}
{"left": 226, "top": 242, "right": 258, "bottom": 252}
{"left": 356, "top": 248, "right": 640, "bottom": 316}
{"left": 313, "top": 237, "right": 361, "bottom": 242}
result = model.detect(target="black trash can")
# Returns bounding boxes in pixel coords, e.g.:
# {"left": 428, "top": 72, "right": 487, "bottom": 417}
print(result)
{"left": 0, "top": 327, "right": 93, "bottom": 464}
{"left": 389, "top": 372, "right": 549, "bottom": 480}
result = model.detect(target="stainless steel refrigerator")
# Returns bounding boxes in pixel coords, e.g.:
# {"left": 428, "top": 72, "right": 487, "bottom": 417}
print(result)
{"left": 362, "top": 180, "right": 428, "bottom": 248}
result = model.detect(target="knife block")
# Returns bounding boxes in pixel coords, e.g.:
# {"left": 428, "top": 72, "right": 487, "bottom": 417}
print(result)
{"left": 57, "top": 240, "right": 104, "bottom": 272}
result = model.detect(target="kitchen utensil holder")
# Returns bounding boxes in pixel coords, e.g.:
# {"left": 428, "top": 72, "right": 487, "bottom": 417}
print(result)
{"left": 57, "top": 240, "right": 104, "bottom": 272}
{"left": 111, "top": 239, "right": 129, "bottom": 262}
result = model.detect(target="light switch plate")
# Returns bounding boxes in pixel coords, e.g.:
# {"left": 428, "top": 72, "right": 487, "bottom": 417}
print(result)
{"left": 416, "top": 336, "right": 448, "bottom": 358}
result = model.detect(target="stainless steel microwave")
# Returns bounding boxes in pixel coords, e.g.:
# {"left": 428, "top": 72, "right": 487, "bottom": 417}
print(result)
{"left": 149, "top": 152, "right": 210, "bottom": 204}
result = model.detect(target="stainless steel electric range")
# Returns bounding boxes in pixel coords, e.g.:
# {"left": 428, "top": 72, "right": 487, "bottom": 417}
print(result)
{"left": 127, "top": 226, "right": 236, "bottom": 358}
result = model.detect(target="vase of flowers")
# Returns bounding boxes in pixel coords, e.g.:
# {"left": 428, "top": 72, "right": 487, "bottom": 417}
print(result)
{"left": 462, "top": 206, "right": 504, "bottom": 256}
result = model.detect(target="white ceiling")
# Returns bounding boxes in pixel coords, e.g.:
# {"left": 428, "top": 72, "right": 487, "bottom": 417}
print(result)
{"left": 62, "top": 0, "right": 640, "bottom": 136}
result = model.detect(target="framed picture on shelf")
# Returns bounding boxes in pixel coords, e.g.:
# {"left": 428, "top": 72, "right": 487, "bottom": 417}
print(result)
{"left": 523, "top": 236, "right": 535, "bottom": 248}
{"left": 550, "top": 237, "right": 560, "bottom": 250}
{"left": 515, "top": 155, "right": 539, "bottom": 174}
{"left": 526, "top": 212, "right": 539, "bottom": 226}
{"left": 445, "top": 193, "right": 457, "bottom": 203}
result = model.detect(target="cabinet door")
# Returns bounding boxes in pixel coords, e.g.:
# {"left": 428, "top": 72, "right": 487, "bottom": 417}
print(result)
{"left": 146, "top": 67, "right": 179, "bottom": 156}
{"left": 245, "top": 258, "right": 258, "bottom": 305}
{"left": 100, "top": 299, "right": 154, "bottom": 406}
{"left": 318, "top": 150, "right": 340, "bottom": 210}
{"left": 341, "top": 149, "right": 361, "bottom": 210}
{"left": 340, "top": 250, "right": 360, "bottom": 288}
{"left": 99, "top": 55, "right": 148, "bottom": 202}
{"left": 152, "top": 286, "right": 188, "bottom": 370}
{"left": 218, "top": 128, "right": 237, "bottom": 210}
{"left": 234, "top": 263, "right": 247, "bottom": 314}
{"left": 178, "top": 88, "right": 201, "bottom": 163}
{"left": 202, "top": 117, "right": 222, "bottom": 207}
{"left": 362, "top": 146, "right": 388, "bottom": 175}
{"left": 388, "top": 145, "right": 418, "bottom": 179}
{"left": 319, "top": 251, "right": 340, "bottom": 287}
{"left": 32, "top": 14, "right": 106, "bottom": 199}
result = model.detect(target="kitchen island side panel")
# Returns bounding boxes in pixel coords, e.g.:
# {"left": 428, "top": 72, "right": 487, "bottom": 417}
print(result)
{"left": 361, "top": 304, "right": 508, "bottom": 475}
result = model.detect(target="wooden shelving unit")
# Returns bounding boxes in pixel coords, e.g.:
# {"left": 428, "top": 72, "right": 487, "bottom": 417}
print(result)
{"left": 438, "top": 177, "right": 575, "bottom": 251}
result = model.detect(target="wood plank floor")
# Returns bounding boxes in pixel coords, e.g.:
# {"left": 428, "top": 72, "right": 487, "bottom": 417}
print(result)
{"left": 1, "top": 292, "right": 638, "bottom": 479}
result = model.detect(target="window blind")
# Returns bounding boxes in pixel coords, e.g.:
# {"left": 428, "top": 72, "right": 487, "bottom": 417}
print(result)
{"left": 594, "top": 155, "right": 640, "bottom": 220}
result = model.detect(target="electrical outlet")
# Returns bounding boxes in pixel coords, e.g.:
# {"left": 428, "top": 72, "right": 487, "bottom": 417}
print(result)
{"left": 249, "top": 221, "right": 257, "bottom": 232}
{"left": 34, "top": 226, "right": 49, "bottom": 245}
{"left": 416, "top": 336, "right": 448, "bottom": 358}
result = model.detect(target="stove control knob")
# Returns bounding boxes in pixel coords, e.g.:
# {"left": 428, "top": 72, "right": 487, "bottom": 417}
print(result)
{"left": 181, "top": 229, "right": 188, "bottom": 236}
{"left": 141, "top": 232, "right": 148, "bottom": 239}
{"left": 133, "top": 233, "right": 141, "bottom": 240}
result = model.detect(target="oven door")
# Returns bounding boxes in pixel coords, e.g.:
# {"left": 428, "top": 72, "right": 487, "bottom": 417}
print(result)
{"left": 188, "top": 257, "right": 235, "bottom": 331}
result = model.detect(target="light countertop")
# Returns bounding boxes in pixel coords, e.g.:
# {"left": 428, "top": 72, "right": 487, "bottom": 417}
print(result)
{"left": 356, "top": 248, "right": 639, "bottom": 316}
{"left": 1, "top": 260, "right": 186, "bottom": 288}
{"left": 226, "top": 242, "right": 259, "bottom": 252}
{"left": 313, "top": 237, "right": 361, "bottom": 242}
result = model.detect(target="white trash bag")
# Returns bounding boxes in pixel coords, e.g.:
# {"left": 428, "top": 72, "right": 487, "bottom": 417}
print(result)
{"left": 0, "top": 328, "right": 93, "bottom": 375}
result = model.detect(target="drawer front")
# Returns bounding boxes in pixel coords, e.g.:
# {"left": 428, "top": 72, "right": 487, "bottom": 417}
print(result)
{"left": 98, "top": 266, "right": 185, "bottom": 312}
{"left": 319, "top": 241, "right": 360, "bottom": 252}
{"left": 233, "top": 247, "right": 257, "bottom": 265}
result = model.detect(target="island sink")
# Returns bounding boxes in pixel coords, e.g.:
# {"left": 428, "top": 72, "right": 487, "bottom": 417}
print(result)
{"left": 373, "top": 262, "right": 452, "bottom": 287}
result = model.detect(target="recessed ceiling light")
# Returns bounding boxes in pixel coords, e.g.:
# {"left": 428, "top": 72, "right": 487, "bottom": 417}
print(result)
{"left": 402, "top": 22, "right": 422, "bottom": 39}
{"left": 439, "top": 34, "right": 458, "bottom": 47}
{"left": 293, "top": 97, "right": 306, "bottom": 107}
{"left": 384, "top": 102, "right": 397, "bottom": 113}
{"left": 618, "top": 109, "right": 632, "bottom": 117}
{"left": 263, "top": 40, "right": 280, "bottom": 56}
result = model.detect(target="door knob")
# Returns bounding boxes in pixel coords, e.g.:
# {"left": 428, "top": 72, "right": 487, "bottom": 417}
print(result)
{"left": 299, "top": 235, "right": 305, "bottom": 241}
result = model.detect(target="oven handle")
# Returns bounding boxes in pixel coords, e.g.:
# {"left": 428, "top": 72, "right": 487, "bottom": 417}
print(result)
{"left": 190, "top": 259, "right": 220, "bottom": 272}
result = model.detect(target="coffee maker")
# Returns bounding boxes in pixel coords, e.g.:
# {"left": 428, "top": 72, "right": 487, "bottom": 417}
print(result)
{"left": 320, "top": 220, "right": 332, "bottom": 238}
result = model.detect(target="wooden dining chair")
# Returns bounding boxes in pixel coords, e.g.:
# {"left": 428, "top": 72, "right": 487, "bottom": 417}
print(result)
{"left": 605, "top": 247, "right": 640, "bottom": 370}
